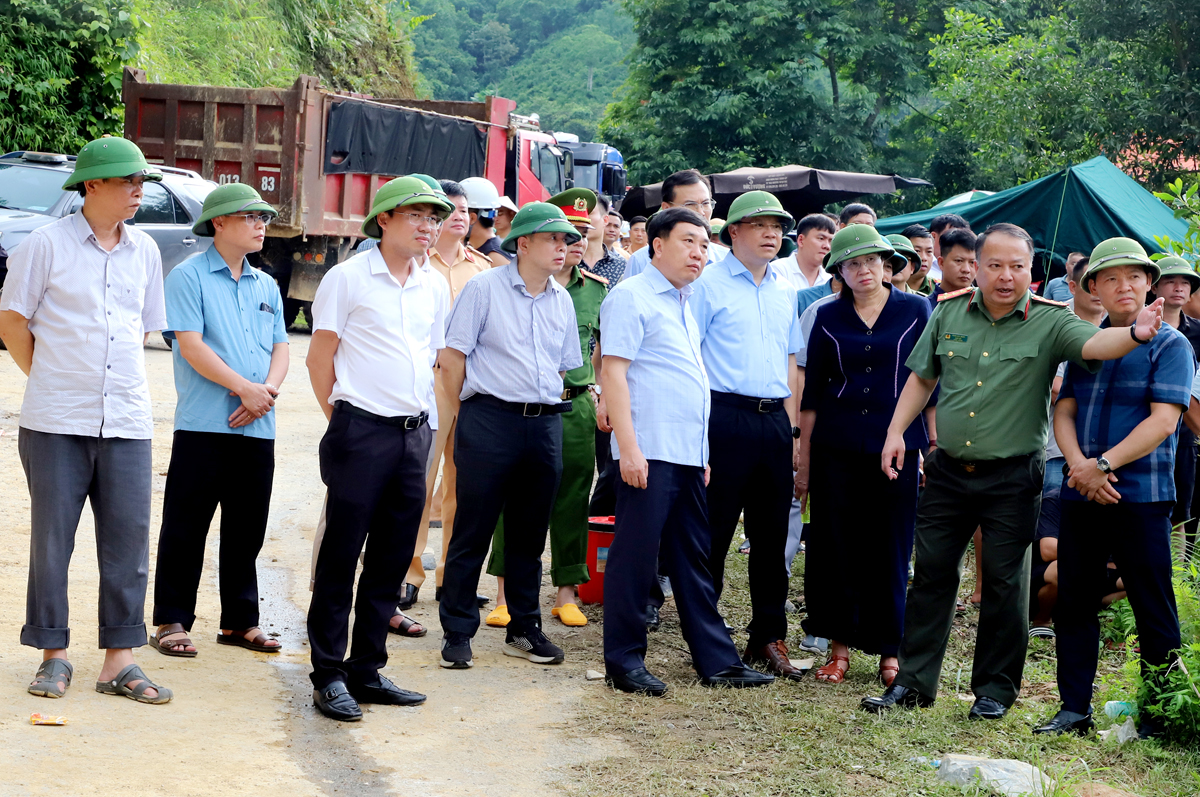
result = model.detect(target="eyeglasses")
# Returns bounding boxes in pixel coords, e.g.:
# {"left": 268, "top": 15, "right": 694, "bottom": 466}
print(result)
{"left": 227, "top": 212, "right": 274, "bottom": 227}
{"left": 840, "top": 258, "right": 883, "bottom": 273}
{"left": 392, "top": 210, "right": 444, "bottom": 228}
{"left": 674, "top": 199, "right": 716, "bottom": 211}
{"left": 741, "top": 219, "right": 784, "bottom": 233}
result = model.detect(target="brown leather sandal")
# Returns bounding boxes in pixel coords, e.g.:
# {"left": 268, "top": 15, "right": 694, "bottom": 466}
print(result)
{"left": 814, "top": 654, "right": 850, "bottom": 683}
{"left": 216, "top": 628, "right": 281, "bottom": 653}
{"left": 878, "top": 662, "right": 899, "bottom": 687}
{"left": 388, "top": 611, "right": 427, "bottom": 638}
{"left": 150, "top": 626, "right": 197, "bottom": 658}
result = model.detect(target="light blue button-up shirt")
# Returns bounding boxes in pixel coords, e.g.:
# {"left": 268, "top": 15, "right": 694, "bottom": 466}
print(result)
{"left": 601, "top": 264, "right": 709, "bottom": 466}
{"left": 622, "top": 242, "right": 723, "bottom": 281}
{"left": 164, "top": 246, "right": 287, "bottom": 439}
{"left": 445, "top": 260, "right": 582, "bottom": 404}
{"left": 690, "top": 254, "right": 802, "bottom": 398}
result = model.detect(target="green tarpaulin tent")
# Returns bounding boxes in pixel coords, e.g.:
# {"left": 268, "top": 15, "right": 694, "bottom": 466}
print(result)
{"left": 876, "top": 157, "right": 1188, "bottom": 267}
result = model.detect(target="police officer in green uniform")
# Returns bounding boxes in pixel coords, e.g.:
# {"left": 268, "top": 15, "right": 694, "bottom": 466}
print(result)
{"left": 861, "top": 223, "right": 1166, "bottom": 720}
{"left": 486, "top": 188, "right": 608, "bottom": 628}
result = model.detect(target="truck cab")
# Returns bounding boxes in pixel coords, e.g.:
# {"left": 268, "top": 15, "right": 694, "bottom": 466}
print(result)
{"left": 507, "top": 116, "right": 574, "bottom": 205}
{"left": 556, "top": 138, "right": 627, "bottom": 208}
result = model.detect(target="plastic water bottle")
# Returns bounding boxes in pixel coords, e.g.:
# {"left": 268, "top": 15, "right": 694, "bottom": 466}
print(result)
{"left": 1104, "top": 700, "right": 1136, "bottom": 718}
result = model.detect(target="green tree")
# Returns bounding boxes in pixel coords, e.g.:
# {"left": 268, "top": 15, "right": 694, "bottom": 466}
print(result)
{"left": 463, "top": 20, "right": 518, "bottom": 84}
{"left": 0, "top": 0, "right": 145, "bottom": 152}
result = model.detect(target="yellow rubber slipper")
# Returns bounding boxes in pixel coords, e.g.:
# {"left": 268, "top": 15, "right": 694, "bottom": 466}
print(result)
{"left": 485, "top": 604, "right": 510, "bottom": 627}
{"left": 552, "top": 603, "right": 588, "bottom": 627}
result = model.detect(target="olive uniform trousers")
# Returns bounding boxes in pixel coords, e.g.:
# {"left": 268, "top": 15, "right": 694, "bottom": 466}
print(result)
{"left": 488, "top": 391, "right": 594, "bottom": 586}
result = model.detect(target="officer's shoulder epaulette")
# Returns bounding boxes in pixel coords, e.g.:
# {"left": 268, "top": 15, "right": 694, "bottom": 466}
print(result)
{"left": 1030, "top": 294, "right": 1070, "bottom": 308}
{"left": 937, "top": 286, "right": 975, "bottom": 302}
{"left": 463, "top": 245, "right": 487, "bottom": 263}
{"left": 580, "top": 267, "right": 609, "bottom": 286}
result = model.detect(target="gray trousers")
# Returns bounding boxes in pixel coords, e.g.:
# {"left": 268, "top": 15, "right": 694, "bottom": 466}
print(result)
{"left": 18, "top": 428, "right": 152, "bottom": 650}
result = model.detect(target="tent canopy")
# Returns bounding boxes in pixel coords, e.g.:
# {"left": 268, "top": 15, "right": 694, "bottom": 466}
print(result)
{"left": 876, "top": 157, "right": 1188, "bottom": 267}
{"left": 619, "top": 165, "right": 930, "bottom": 220}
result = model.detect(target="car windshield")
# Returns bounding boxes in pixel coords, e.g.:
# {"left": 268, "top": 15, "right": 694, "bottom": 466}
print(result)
{"left": 0, "top": 163, "right": 66, "bottom": 214}
{"left": 574, "top": 163, "right": 598, "bottom": 192}
{"left": 170, "top": 179, "right": 217, "bottom": 210}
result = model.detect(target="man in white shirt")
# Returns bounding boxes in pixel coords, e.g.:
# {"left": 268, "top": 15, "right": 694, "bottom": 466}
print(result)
{"left": 305, "top": 176, "right": 451, "bottom": 721}
{"left": 0, "top": 137, "right": 172, "bottom": 705}
{"left": 770, "top": 214, "right": 836, "bottom": 290}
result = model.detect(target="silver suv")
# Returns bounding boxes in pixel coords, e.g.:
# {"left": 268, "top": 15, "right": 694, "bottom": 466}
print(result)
{"left": 0, "top": 151, "right": 217, "bottom": 291}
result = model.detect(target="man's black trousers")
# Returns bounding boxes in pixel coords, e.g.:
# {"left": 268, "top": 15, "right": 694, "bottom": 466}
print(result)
{"left": 308, "top": 405, "right": 432, "bottom": 690}
{"left": 440, "top": 397, "right": 562, "bottom": 637}
{"left": 1057, "top": 500, "right": 1181, "bottom": 714}
{"left": 153, "top": 431, "right": 275, "bottom": 633}
{"left": 704, "top": 397, "right": 793, "bottom": 649}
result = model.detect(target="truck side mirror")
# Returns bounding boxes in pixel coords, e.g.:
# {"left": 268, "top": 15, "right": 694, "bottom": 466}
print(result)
{"left": 563, "top": 150, "right": 574, "bottom": 189}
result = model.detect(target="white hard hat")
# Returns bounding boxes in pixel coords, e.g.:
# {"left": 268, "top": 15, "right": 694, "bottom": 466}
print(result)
{"left": 459, "top": 176, "right": 501, "bottom": 211}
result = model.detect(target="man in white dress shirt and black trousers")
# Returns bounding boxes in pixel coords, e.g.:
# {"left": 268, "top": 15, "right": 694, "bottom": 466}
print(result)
{"left": 438, "top": 202, "right": 583, "bottom": 670}
{"left": 305, "top": 176, "right": 452, "bottom": 721}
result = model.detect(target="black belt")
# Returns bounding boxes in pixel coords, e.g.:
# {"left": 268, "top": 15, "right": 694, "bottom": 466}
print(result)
{"left": 334, "top": 401, "right": 428, "bottom": 430}
{"left": 469, "top": 393, "right": 573, "bottom": 417}
{"left": 561, "top": 385, "right": 591, "bottom": 400}
{"left": 711, "top": 390, "right": 787, "bottom": 413}
{"left": 941, "top": 450, "right": 1035, "bottom": 474}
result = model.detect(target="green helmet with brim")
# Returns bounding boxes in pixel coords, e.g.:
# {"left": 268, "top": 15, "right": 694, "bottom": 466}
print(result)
{"left": 192, "top": 183, "right": 277, "bottom": 236}
{"left": 1153, "top": 254, "right": 1200, "bottom": 291}
{"left": 719, "top": 191, "right": 795, "bottom": 247}
{"left": 501, "top": 202, "right": 582, "bottom": 254}
{"left": 824, "top": 224, "right": 896, "bottom": 273}
{"left": 62, "top": 137, "right": 162, "bottom": 190}
{"left": 362, "top": 176, "right": 455, "bottom": 240}
{"left": 1081, "top": 237, "right": 1160, "bottom": 292}
{"left": 886, "top": 234, "right": 919, "bottom": 272}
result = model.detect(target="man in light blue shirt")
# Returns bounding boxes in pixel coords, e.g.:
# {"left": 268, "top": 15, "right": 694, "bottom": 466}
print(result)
{"left": 152, "top": 184, "right": 289, "bottom": 660}
{"left": 622, "top": 169, "right": 720, "bottom": 280}
{"left": 600, "top": 207, "right": 774, "bottom": 696}
{"left": 689, "top": 190, "right": 804, "bottom": 681}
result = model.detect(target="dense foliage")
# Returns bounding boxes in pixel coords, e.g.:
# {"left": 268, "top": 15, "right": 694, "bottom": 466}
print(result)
{"left": 399, "top": 0, "right": 634, "bottom": 139}
{"left": 0, "top": 0, "right": 145, "bottom": 153}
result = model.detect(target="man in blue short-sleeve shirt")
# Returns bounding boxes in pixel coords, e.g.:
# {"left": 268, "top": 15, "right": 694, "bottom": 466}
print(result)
{"left": 151, "top": 184, "right": 289, "bottom": 660}
{"left": 1036, "top": 239, "right": 1191, "bottom": 739}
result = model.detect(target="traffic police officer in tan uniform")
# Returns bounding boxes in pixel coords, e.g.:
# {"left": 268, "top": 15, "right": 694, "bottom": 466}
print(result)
{"left": 862, "top": 223, "right": 1165, "bottom": 720}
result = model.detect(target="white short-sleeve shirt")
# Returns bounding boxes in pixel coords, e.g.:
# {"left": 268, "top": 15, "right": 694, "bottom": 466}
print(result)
{"left": 310, "top": 248, "right": 448, "bottom": 417}
{"left": 0, "top": 212, "right": 166, "bottom": 439}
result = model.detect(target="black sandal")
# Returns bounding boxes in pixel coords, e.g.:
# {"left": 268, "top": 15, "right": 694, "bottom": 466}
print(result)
{"left": 388, "top": 611, "right": 427, "bottom": 638}
{"left": 217, "top": 628, "right": 282, "bottom": 653}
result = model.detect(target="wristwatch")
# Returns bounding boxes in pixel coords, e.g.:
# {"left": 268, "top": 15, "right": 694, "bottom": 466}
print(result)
{"left": 791, "top": 426, "right": 802, "bottom": 440}
{"left": 1130, "top": 324, "right": 1150, "bottom": 345}
{"left": 1096, "top": 455, "right": 1113, "bottom": 474}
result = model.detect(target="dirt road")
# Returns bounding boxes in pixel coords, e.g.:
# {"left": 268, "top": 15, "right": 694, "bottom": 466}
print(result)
{"left": 0, "top": 334, "right": 625, "bottom": 797}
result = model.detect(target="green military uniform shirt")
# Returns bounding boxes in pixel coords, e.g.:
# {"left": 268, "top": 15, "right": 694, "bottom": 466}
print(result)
{"left": 911, "top": 275, "right": 936, "bottom": 296}
{"left": 563, "top": 265, "right": 608, "bottom": 388}
{"left": 906, "top": 287, "right": 1100, "bottom": 460}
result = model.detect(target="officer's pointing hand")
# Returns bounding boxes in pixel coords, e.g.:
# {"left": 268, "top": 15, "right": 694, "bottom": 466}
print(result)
{"left": 1133, "top": 297, "right": 1165, "bottom": 341}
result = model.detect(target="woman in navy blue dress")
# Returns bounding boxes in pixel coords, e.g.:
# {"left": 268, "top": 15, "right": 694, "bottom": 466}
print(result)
{"left": 795, "top": 224, "right": 935, "bottom": 686}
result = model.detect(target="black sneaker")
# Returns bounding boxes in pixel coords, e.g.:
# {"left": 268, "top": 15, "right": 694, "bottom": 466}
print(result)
{"left": 504, "top": 626, "right": 565, "bottom": 664}
{"left": 440, "top": 633, "right": 473, "bottom": 669}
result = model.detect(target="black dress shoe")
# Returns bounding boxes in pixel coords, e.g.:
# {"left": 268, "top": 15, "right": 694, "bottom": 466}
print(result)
{"left": 313, "top": 681, "right": 363, "bottom": 721}
{"left": 1033, "top": 709, "right": 1094, "bottom": 735}
{"left": 969, "top": 695, "right": 1008, "bottom": 720}
{"left": 723, "top": 620, "right": 736, "bottom": 635}
{"left": 348, "top": 674, "right": 427, "bottom": 707}
{"left": 605, "top": 666, "right": 667, "bottom": 696}
{"left": 700, "top": 663, "right": 775, "bottom": 688}
{"left": 645, "top": 605, "right": 661, "bottom": 632}
{"left": 476, "top": 593, "right": 491, "bottom": 607}
{"left": 860, "top": 684, "right": 935, "bottom": 713}
{"left": 397, "top": 583, "right": 419, "bottom": 611}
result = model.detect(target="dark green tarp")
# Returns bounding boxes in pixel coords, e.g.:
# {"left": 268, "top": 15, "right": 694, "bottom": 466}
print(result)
{"left": 876, "top": 157, "right": 1188, "bottom": 266}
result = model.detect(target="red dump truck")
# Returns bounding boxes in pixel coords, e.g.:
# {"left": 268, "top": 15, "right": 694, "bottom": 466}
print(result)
{"left": 122, "top": 67, "right": 574, "bottom": 323}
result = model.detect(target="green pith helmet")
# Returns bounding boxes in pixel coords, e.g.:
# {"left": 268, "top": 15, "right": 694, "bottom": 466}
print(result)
{"left": 886, "top": 234, "right": 919, "bottom": 272}
{"left": 501, "top": 202, "right": 582, "bottom": 254}
{"left": 824, "top": 224, "right": 896, "bottom": 273}
{"left": 410, "top": 174, "right": 445, "bottom": 194}
{"left": 1153, "top": 254, "right": 1200, "bottom": 291}
{"left": 1081, "top": 237, "right": 1160, "bottom": 291}
{"left": 708, "top": 217, "right": 726, "bottom": 236}
{"left": 719, "top": 191, "right": 796, "bottom": 246}
{"left": 362, "top": 176, "right": 455, "bottom": 240}
{"left": 62, "top": 137, "right": 162, "bottom": 190}
{"left": 192, "top": 183, "right": 277, "bottom": 236}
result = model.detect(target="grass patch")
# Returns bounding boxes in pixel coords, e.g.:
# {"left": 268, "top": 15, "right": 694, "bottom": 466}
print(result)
{"left": 560, "top": 536, "right": 1200, "bottom": 796}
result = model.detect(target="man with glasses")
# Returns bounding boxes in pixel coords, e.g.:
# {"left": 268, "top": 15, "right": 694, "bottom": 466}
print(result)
{"left": 691, "top": 191, "right": 805, "bottom": 681}
{"left": 0, "top": 137, "right": 172, "bottom": 704}
{"left": 150, "top": 183, "right": 288, "bottom": 659}
{"left": 437, "top": 203, "right": 583, "bottom": 670}
{"left": 305, "top": 176, "right": 452, "bottom": 721}
{"left": 623, "top": 169, "right": 720, "bottom": 280}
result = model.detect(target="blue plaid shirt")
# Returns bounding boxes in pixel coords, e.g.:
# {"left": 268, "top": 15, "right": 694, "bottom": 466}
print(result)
{"left": 1060, "top": 322, "right": 1195, "bottom": 503}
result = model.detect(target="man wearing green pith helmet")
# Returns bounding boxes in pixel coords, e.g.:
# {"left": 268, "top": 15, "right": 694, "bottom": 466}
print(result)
{"left": 0, "top": 137, "right": 173, "bottom": 704}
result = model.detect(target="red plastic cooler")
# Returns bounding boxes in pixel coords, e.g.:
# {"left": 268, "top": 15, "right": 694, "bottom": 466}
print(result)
{"left": 578, "top": 516, "right": 615, "bottom": 605}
